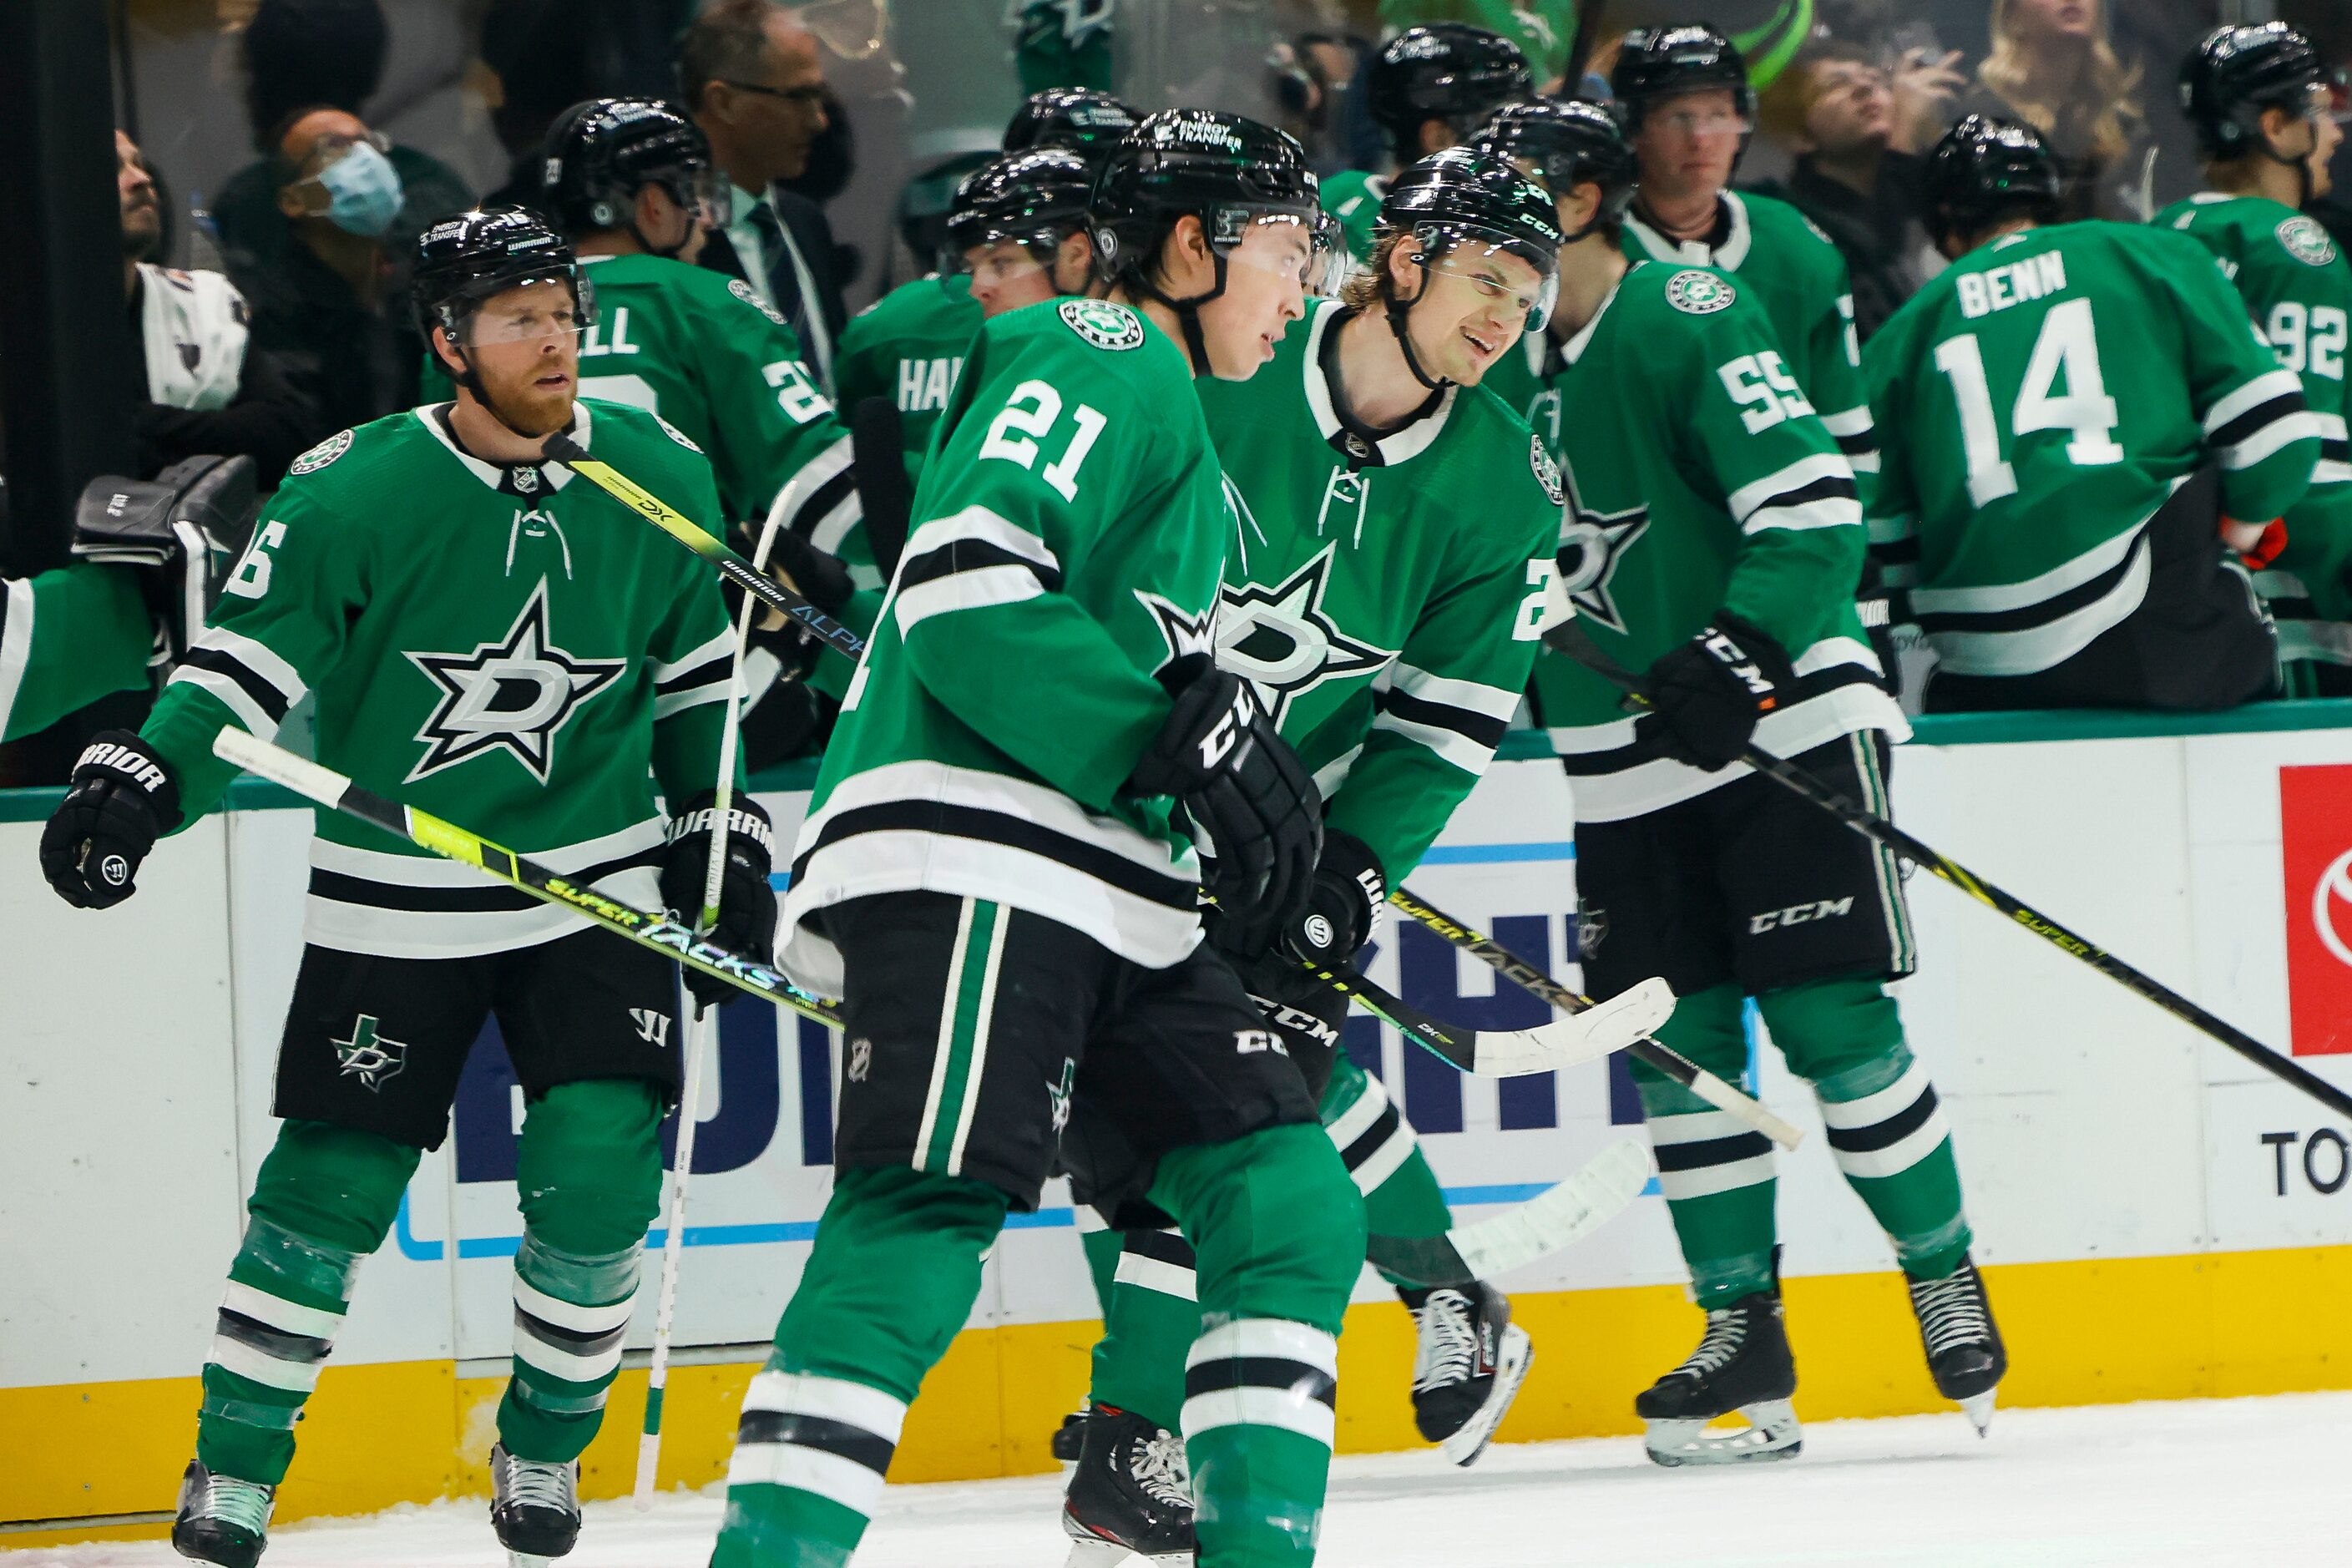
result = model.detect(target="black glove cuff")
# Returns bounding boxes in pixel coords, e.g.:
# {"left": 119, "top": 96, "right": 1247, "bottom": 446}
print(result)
{"left": 71, "top": 730, "right": 184, "bottom": 833}
{"left": 1319, "top": 827, "right": 1386, "bottom": 928}
{"left": 1707, "top": 610, "right": 1794, "bottom": 690}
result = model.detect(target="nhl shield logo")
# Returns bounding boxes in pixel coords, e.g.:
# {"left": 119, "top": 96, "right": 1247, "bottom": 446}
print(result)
{"left": 332, "top": 1014, "right": 407, "bottom": 1091}
{"left": 1059, "top": 297, "right": 1145, "bottom": 351}
{"left": 1665, "top": 269, "right": 1737, "bottom": 315}
{"left": 2279, "top": 216, "right": 2339, "bottom": 268}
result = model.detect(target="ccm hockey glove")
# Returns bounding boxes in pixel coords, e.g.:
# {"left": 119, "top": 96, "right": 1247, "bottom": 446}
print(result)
{"left": 659, "top": 790, "right": 778, "bottom": 1009}
{"left": 41, "top": 729, "right": 183, "bottom": 909}
{"left": 1129, "top": 657, "right": 1321, "bottom": 952}
{"left": 1641, "top": 612, "right": 1792, "bottom": 771}
{"left": 1277, "top": 827, "right": 1385, "bottom": 967}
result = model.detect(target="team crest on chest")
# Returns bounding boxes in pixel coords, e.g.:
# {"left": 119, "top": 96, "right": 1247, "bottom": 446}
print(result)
{"left": 1555, "top": 458, "right": 1650, "bottom": 635}
{"left": 1216, "top": 544, "right": 1393, "bottom": 723}
{"left": 404, "top": 578, "right": 625, "bottom": 783}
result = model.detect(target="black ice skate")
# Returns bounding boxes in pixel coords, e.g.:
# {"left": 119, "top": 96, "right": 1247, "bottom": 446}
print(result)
{"left": 489, "top": 1443, "right": 579, "bottom": 1565}
{"left": 1907, "top": 1257, "right": 2006, "bottom": 1435}
{"left": 171, "top": 1459, "right": 275, "bottom": 1568}
{"left": 1636, "top": 1280, "right": 1801, "bottom": 1467}
{"left": 1404, "top": 1282, "right": 1534, "bottom": 1466}
{"left": 1060, "top": 1404, "right": 1193, "bottom": 1566}
{"left": 1052, "top": 1403, "right": 1091, "bottom": 1463}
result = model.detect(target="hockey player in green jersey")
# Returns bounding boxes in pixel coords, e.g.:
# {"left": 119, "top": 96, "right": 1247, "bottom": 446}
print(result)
{"left": 709, "top": 111, "right": 1360, "bottom": 1568}
{"left": 1529, "top": 26, "right": 1874, "bottom": 487}
{"left": 834, "top": 89, "right": 1137, "bottom": 479}
{"left": 0, "top": 562, "right": 154, "bottom": 742}
{"left": 1525, "top": 99, "right": 2005, "bottom": 1464}
{"left": 42, "top": 208, "right": 774, "bottom": 1568}
{"left": 1064, "top": 149, "right": 1568, "bottom": 1558}
{"left": 1319, "top": 25, "right": 1534, "bottom": 265}
{"left": 2162, "top": 23, "right": 2352, "bottom": 695}
{"left": 1869, "top": 116, "right": 2320, "bottom": 712}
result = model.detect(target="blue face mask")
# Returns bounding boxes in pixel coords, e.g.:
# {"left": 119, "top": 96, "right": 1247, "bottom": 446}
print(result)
{"left": 316, "top": 142, "right": 404, "bottom": 237}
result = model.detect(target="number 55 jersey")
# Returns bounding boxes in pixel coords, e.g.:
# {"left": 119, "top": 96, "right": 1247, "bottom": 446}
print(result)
{"left": 1863, "top": 221, "right": 2319, "bottom": 684}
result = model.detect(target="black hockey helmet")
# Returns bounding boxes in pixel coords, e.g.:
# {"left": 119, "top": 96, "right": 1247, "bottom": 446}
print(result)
{"left": 1471, "top": 97, "right": 1638, "bottom": 235}
{"left": 1001, "top": 87, "right": 1141, "bottom": 165}
{"left": 1921, "top": 114, "right": 2062, "bottom": 251}
{"left": 1367, "top": 24, "right": 1535, "bottom": 159}
{"left": 2180, "top": 23, "right": 2329, "bottom": 162}
{"left": 1372, "top": 148, "right": 1563, "bottom": 387}
{"left": 412, "top": 205, "right": 592, "bottom": 351}
{"left": 1611, "top": 24, "right": 1755, "bottom": 132}
{"left": 541, "top": 97, "right": 728, "bottom": 248}
{"left": 1090, "top": 109, "right": 1343, "bottom": 369}
{"left": 944, "top": 149, "right": 1095, "bottom": 280}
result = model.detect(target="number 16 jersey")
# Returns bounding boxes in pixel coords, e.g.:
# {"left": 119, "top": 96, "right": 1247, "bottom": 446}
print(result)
{"left": 1863, "top": 221, "right": 2319, "bottom": 677}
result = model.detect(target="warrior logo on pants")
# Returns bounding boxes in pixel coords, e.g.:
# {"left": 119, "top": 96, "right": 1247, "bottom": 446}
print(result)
{"left": 332, "top": 1014, "right": 407, "bottom": 1090}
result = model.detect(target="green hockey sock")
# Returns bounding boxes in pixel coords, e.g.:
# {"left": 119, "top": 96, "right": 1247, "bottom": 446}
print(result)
{"left": 1631, "top": 985, "right": 1781, "bottom": 1308}
{"left": 711, "top": 1164, "right": 1006, "bottom": 1568}
{"left": 198, "top": 1120, "right": 417, "bottom": 1485}
{"left": 1151, "top": 1123, "right": 1362, "bottom": 1567}
{"left": 1318, "top": 1053, "right": 1451, "bottom": 1293}
{"left": 1090, "top": 1227, "right": 1201, "bottom": 1432}
{"left": 1760, "top": 979, "right": 1973, "bottom": 1280}
{"left": 497, "top": 1078, "right": 665, "bottom": 1464}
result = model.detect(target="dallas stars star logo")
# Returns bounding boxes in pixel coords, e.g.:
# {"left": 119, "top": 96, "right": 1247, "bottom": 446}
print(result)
{"left": 332, "top": 1014, "right": 407, "bottom": 1091}
{"left": 1135, "top": 589, "right": 1215, "bottom": 671}
{"left": 1216, "top": 544, "right": 1392, "bottom": 723}
{"left": 1555, "top": 458, "right": 1650, "bottom": 635}
{"left": 404, "top": 579, "right": 625, "bottom": 784}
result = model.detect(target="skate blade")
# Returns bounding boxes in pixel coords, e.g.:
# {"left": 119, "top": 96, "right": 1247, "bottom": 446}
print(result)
{"left": 508, "top": 1554, "right": 555, "bottom": 1568}
{"left": 1960, "top": 1389, "right": 1997, "bottom": 1436}
{"left": 1643, "top": 1399, "right": 1803, "bottom": 1468}
{"left": 1439, "top": 1325, "right": 1535, "bottom": 1468}
{"left": 1062, "top": 1541, "right": 1188, "bottom": 1568}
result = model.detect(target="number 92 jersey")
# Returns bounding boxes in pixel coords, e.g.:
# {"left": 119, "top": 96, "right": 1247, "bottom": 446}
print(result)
{"left": 779, "top": 297, "right": 1228, "bottom": 997}
{"left": 1863, "top": 222, "right": 2319, "bottom": 675}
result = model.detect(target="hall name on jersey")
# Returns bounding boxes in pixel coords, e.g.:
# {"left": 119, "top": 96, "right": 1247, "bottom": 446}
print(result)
{"left": 1956, "top": 251, "right": 2069, "bottom": 321}
{"left": 898, "top": 355, "right": 964, "bottom": 414}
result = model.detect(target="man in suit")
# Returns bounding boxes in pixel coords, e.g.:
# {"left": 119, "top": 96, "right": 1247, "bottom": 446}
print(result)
{"left": 680, "top": 0, "right": 848, "bottom": 392}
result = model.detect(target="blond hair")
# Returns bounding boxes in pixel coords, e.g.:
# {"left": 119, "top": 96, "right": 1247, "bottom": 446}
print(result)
{"left": 1339, "top": 231, "right": 1410, "bottom": 313}
{"left": 1978, "top": 0, "right": 2144, "bottom": 172}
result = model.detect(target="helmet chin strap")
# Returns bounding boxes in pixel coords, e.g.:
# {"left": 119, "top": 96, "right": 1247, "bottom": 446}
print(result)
{"left": 448, "top": 341, "right": 568, "bottom": 447}
{"left": 629, "top": 219, "right": 691, "bottom": 260}
{"left": 1385, "top": 266, "right": 1450, "bottom": 392}
{"left": 2260, "top": 126, "right": 2318, "bottom": 210}
{"left": 1132, "top": 250, "right": 1231, "bottom": 377}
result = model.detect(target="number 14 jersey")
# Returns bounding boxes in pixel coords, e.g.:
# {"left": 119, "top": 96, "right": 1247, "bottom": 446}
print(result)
{"left": 1863, "top": 221, "right": 2319, "bottom": 676}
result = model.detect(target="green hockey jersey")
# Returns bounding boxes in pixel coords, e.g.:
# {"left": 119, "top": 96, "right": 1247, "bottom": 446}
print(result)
{"left": 0, "top": 564, "right": 158, "bottom": 744}
{"left": 1527, "top": 263, "right": 1899, "bottom": 822}
{"left": 2155, "top": 192, "right": 2352, "bottom": 642}
{"left": 1864, "top": 221, "right": 2320, "bottom": 677}
{"left": 780, "top": 296, "right": 1227, "bottom": 994}
{"left": 1320, "top": 170, "right": 1390, "bottom": 266}
{"left": 832, "top": 272, "right": 983, "bottom": 481}
{"left": 420, "top": 252, "right": 866, "bottom": 575}
{"left": 144, "top": 400, "right": 735, "bottom": 959}
{"left": 1200, "top": 299, "right": 1556, "bottom": 883}
{"left": 1624, "top": 191, "right": 1876, "bottom": 483}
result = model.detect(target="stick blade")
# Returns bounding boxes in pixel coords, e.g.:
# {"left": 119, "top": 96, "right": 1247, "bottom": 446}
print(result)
{"left": 1474, "top": 975, "right": 1676, "bottom": 1075}
{"left": 1365, "top": 1139, "right": 1653, "bottom": 1287}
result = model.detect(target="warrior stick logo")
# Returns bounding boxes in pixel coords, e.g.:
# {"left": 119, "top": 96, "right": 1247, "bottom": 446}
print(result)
{"left": 404, "top": 579, "right": 625, "bottom": 783}
{"left": 332, "top": 1015, "right": 407, "bottom": 1090}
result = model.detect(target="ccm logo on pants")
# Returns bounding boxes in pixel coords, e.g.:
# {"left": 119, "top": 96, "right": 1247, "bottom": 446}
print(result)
{"left": 1749, "top": 897, "right": 1854, "bottom": 935}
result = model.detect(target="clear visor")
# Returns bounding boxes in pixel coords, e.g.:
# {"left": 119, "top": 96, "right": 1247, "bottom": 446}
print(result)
{"left": 1650, "top": 103, "right": 1754, "bottom": 140}
{"left": 1216, "top": 207, "right": 1352, "bottom": 297}
{"left": 674, "top": 167, "right": 734, "bottom": 229}
{"left": 1411, "top": 230, "right": 1559, "bottom": 331}
{"left": 462, "top": 273, "right": 595, "bottom": 345}
{"left": 946, "top": 235, "right": 1057, "bottom": 287}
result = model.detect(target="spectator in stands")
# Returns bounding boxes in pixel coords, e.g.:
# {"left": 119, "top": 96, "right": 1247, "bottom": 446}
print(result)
{"left": 681, "top": 0, "right": 850, "bottom": 393}
{"left": 210, "top": 0, "right": 473, "bottom": 278}
{"left": 1750, "top": 41, "right": 1961, "bottom": 341}
{"left": 1956, "top": 0, "right": 2152, "bottom": 222}
{"left": 118, "top": 132, "right": 317, "bottom": 486}
{"left": 228, "top": 108, "right": 425, "bottom": 435}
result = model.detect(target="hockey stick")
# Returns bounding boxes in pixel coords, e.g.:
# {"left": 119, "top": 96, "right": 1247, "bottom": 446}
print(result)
{"left": 540, "top": 432, "right": 867, "bottom": 663}
{"left": 1386, "top": 887, "right": 1804, "bottom": 1150}
{"left": 634, "top": 497, "right": 792, "bottom": 1508}
{"left": 1544, "top": 617, "right": 2352, "bottom": 1124}
{"left": 210, "top": 729, "right": 841, "bottom": 1028}
{"left": 1294, "top": 955, "right": 1672, "bottom": 1077}
{"left": 1363, "top": 1138, "right": 1652, "bottom": 1287}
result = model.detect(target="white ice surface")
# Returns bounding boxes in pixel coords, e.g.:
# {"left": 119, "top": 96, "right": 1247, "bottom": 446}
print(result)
{"left": 23, "top": 1392, "right": 2348, "bottom": 1567}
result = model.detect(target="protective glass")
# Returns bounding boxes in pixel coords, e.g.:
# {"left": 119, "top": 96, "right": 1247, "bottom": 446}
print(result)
{"left": 1414, "top": 245, "right": 1559, "bottom": 331}
{"left": 1217, "top": 207, "right": 1352, "bottom": 297}
{"left": 463, "top": 274, "right": 596, "bottom": 345}
{"left": 949, "top": 237, "right": 1055, "bottom": 290}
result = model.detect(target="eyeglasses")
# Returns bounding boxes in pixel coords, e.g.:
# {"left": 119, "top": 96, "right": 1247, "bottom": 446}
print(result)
{"left": 311, "top": 129, "right": 392, "bottom": 164}
{"left": 723, "top": 80, "right": 829, "bottom": 110}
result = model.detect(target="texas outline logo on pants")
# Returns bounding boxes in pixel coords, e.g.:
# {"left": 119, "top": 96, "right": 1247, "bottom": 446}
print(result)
{"left": 333, "top": 1014, "right": 407, "bottom": 1090}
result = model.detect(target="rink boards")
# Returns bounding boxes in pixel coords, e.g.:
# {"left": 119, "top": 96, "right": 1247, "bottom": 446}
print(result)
{"left": 8, "top": 704, "right": 2352, "bottom": 1542}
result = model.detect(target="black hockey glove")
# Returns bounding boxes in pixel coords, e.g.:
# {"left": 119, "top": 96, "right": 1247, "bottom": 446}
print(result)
{"left": 40, "top": 730, "right": 184, "bottom": 910}
{"left": 1278, "top": 827, "right": 1385, "bottom": 967}
{"left": 1641, "top": 611, "right": 1793, "bottom": 771}
{"left": 1127, "top": 657, "right": 1321, "bottom": 953}
{"left": 732, "top": 524, "right": 857, "bottom": 682}
{"left": 659, "top": 790, "right": 778, "bottom": 1010}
